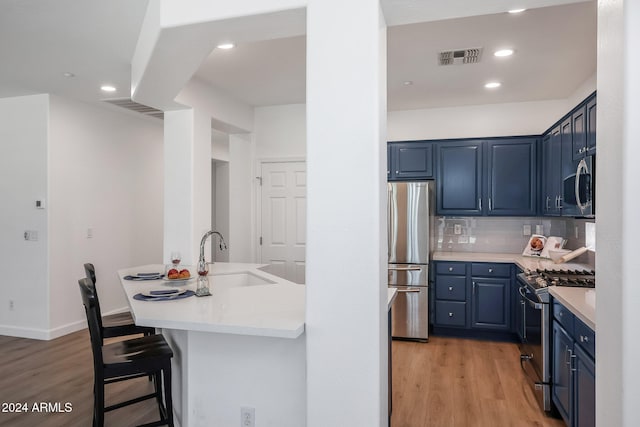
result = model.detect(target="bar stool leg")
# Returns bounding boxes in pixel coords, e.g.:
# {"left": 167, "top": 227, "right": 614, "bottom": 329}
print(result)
{"left": 163, "top": 363, "right": 174, "bottom": 427}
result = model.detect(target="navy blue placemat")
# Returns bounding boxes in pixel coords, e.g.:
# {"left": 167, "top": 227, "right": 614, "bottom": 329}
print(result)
{"left": 133, "top": 290, "right": 195, "bottom": 301}
{"left": 124, "top": 273, "right": 164, "bottom": 281}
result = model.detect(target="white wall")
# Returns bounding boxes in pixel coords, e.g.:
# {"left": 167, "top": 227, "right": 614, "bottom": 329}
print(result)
{"left": 0, "top": 94, "right": 50, "bottom": 338}
{"left": 0, "top": 94, "right": 163, "bottom": 340}
{"left": 596, "top": 0, "right": 634, "bottom": 425}
{"left": 48, "top": 96, "right": 164, "bottom": 337}
{"left": 389, "top": 99, "right": 570, "bottom": 141}
{"left": 228, "top": 133, "right": 255, "bottom": 262}
{"left": 254, "top": 104, "right": 306, "bottom": 159}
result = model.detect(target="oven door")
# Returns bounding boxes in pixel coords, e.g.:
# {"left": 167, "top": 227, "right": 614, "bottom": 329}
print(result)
{"left": 518, "top": 284, "right": 551, "bottom": 411}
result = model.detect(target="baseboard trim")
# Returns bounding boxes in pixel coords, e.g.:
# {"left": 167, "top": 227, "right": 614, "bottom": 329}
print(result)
{"left": 0, "top": 306, "right": 130, "bottom": 340}
{"left": 48, "top": 320, "right": 87, "bottom": 340}
{"left": 0, "top": 325, "right": 50, "bottom": 340}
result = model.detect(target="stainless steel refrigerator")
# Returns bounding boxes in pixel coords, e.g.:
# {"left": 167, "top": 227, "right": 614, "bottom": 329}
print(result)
{"left": 388, "top": 181, "right": 432, "bottom": 342}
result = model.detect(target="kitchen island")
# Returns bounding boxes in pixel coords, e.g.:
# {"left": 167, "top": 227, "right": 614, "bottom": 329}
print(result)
{"left": 118, "top": 263, "right": 306, "bottom": 427}
{"left": 118, "top": 263, "right": 397, "bottom": 427}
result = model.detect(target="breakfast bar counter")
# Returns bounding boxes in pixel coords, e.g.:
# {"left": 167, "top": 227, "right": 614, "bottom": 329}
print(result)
{"left": 117, "top": 262, "right": 307, "bottom": 427}
{"left": 118, "top": 262, "right": 305, "bottom": 338}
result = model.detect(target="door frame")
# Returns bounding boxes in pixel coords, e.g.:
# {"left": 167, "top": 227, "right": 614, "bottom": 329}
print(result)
{"left": 255, "top": 157, "right": 306, "bottom": 263}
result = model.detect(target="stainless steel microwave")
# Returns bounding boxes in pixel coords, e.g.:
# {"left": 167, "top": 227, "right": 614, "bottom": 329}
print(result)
{"left": 563, "top": 155, "right": 595, "bottom": 217}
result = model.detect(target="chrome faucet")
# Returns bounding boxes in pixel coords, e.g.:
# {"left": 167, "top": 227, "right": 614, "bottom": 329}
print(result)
{"left": 198, "top": 231, "right": 227, "bottom": 268}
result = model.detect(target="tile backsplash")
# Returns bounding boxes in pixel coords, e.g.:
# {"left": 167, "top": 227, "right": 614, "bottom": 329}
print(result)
{"left": 435, "top": 216, "right": 595, "bottom": 266}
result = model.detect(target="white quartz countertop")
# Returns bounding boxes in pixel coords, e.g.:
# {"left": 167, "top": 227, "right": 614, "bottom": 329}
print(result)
{"left": 119, "top": 262, "right": 397, "bottom": 339}
{"left": 432, "top": 251, "right": 593, "bottom": 273}
{"left": 118, "top": 263, "right": 305, "bottom": 339}
{"left": 549, "top": 287, "right": 596, "bottom": 330}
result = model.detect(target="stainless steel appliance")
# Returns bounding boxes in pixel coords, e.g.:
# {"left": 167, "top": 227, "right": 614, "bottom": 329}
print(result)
{"left": 387, "top": 181, "right": 432, "bottom": 341}
{"left": 563, "top": 155, "right": 595, "bottom": 217}
{"left": 516, "top": 268, "right": 595, "bottom": 412}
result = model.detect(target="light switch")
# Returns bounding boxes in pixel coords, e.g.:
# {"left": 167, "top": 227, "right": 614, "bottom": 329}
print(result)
{"left": 35, "top": 199, "right": 45, "bottom": 209}
{"left": 454, "top": 224, "right": 462, "bottom": 235}
{"left": 523, "top": 225, "right": 531, "bottom": 236}
{"left": 535, "top": 225, "right": 544, "bottom": 235}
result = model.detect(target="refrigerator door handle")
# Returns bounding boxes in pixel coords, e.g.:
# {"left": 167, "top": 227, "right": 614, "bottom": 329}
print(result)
{"left": 395, "top": 288, "right": 421, "bottom": 293}
{"left": 388, "top": 266, "right": 422, "bottom": 271}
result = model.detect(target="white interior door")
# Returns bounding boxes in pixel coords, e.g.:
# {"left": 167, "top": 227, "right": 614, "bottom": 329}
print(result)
{"left": 260, "top": 161, "right": 306, "bottom": 283}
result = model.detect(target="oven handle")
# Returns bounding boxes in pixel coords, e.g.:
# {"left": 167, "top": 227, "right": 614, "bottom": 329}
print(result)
{"left": 518, "top": 286, "right": 543, "bottom": 310}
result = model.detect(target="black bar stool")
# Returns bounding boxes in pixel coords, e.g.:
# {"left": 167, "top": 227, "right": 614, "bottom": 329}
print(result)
{"left": 84, "top": 263, "right": 155, "bottom": 340}
{"left": 79, "top": 278, "right": 174, "bottom": 427}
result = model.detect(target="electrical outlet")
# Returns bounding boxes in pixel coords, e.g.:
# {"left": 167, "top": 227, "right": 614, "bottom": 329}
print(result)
{"left": 24, "top": 230, "right": 38, "bottom": 241}
{"left": 454, "top": 224, "right": 462, "bottom": 235}
{"left": 523, "top": 225, "right": 531, "bottom": 236}
{"left": 87, "top": 228, "right": 93, "bottom": 239}
{"left": 9, "top": 300, "right": 14, "bottom": 311}
{"left": 535, "top": 225, "right": 543, "bottom": 235}
{"left": 241, "top": 407, "right": 255, "bottom": 427}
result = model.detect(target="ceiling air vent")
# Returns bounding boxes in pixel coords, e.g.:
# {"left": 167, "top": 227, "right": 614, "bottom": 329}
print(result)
{"left": 438, "top": 48, "right": 483, "bottom": 66}
{"left": 102, "top": 98, "right": 164, "bottom": 120}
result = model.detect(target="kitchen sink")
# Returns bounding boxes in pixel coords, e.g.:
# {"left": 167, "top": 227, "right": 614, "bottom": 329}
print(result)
{"left": 210, "top": 272, "right": 276, "bottom": 287}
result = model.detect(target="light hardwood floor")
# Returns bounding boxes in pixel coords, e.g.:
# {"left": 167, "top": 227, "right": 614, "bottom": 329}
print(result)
{"left": 391, "top": 337, "right": 565, "bottom": 427}
{"left": 0, "top": 330, "right": 160, "bottom": 427}
{"left": 0, "top": 330, "right": 565, "bottom": 426}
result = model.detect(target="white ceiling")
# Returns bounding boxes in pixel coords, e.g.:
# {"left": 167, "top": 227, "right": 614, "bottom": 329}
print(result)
{"left": 0, "top": 0, "right": 596, "bottom": 113}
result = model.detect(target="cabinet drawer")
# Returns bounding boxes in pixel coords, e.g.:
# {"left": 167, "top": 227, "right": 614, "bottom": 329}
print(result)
{"left": 471, "top": 263, "right": 511, "bottom": 278}
{"left": 436, "top": 262, "right": 466, "bottom": 276}
{"left": 435, "top": 276, "right": 466, "bottom": 301}
{"left": 435, "top": 301, "right": 466, "bottom": 327}
{"left": 553, "top": 301, "right": 575, "bottom": 335}
{"left": 574, "top": 319, "right": 595, "bottom": 359}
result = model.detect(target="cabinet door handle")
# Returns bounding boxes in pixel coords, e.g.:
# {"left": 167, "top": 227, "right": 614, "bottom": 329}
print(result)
{"left": 448, "top": 267, "right": 453, "bottom": 272}
{"left": 448, "top": 312, "right": 454, "bottom": 317}
{"left": 558, "top": 196, "right": 563, "bottom": 210}
{"left": 580, "top": 335, "right": 590, "bottom": 343}
{"left": 489, "top": 198, "right": 492, "bottom": 211}
{"left": 488, "top": 268, "right": 493, "bottom": 273}
{"left": 479, "top": 198, "right": 482, "bottom": 211}
{"left": 570, "top": 352, "right": 577, "bottom": 372}
{"left": 546, "top": 196, "right": 550, "bottom": 210}
{"left": 448, "top": 286, "right": 453, "bottom": 291}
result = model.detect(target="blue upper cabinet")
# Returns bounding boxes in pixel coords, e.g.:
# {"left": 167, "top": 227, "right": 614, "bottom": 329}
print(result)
{"left": 388, "top": 141, "right": 434, "bottom": 180}
{"left": 586, "top": 95, "right": 596, "bottom": 156}
{"left": 542, "top": 127, "right": 562, "bottom": 216}
{"left": 486, "top": 138, "right": 537, "bottom": 216}
{"left": 436, "top": 140, "right": 483, "bottom": 215}
{"left": 572, "top": 104, "right": 587, "bottom": 161}
{"left": 572, "top": 95, "right": 597, "bottom": 160}
{"left": 436, "top": 138, "right": 537, "bottom": 216}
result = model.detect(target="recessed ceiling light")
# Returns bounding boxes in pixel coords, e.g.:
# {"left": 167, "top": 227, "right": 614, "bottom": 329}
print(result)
{"left": 485, "top": 82, "right": 502, "bottom": 89}
{"left": 508, "top": 8, "right": 526, "bottom": 14}
{"left": 494, "top": 49, "right": 514, "bottom": 57}
{"left": 100, "top": 85, "right": 116, "bottom": 92}
{"left": 62, "top": 72, "right": 75, "bottom": 78}
{"left": 403, "top": 81, "right": 413, "bottom": 86}
{"left": 216, "top": 43, "right": 235, "bottom": 50}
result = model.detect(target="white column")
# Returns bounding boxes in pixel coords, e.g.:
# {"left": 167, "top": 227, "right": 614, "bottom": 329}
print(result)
{"left": 228, "top": 133, "right": 255, "bottom": 263}
{"left": 306, "top": 0, "right": 388, "bottom": 426}
{"left": 597, "top": 0, "right": 640, "bottom": 425}
{"left": 163, "top": 109, "right": 211, "bottom": 265}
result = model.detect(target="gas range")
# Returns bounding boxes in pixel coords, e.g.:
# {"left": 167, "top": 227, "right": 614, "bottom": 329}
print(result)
{"left": 517, "top": 268, "right": 595, "bottom": 298}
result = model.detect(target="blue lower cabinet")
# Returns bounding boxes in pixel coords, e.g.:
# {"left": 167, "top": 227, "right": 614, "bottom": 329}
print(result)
{"left": 552, "top": 321, "right": 573, "bottom": 426}
{"left": 574, "top": 345, "right": 595, "bottom": 427}
{"left": 435, "top": 301, "right": 466, "bottom": 327}
{"left": 433, "top": 262, "right": 513, "bottom": 336}
{"left": 471, "top": 278, "right": 510, "bottom": 330}
{"left": 552, "top": 300, "right": 596, "bottom": 427}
